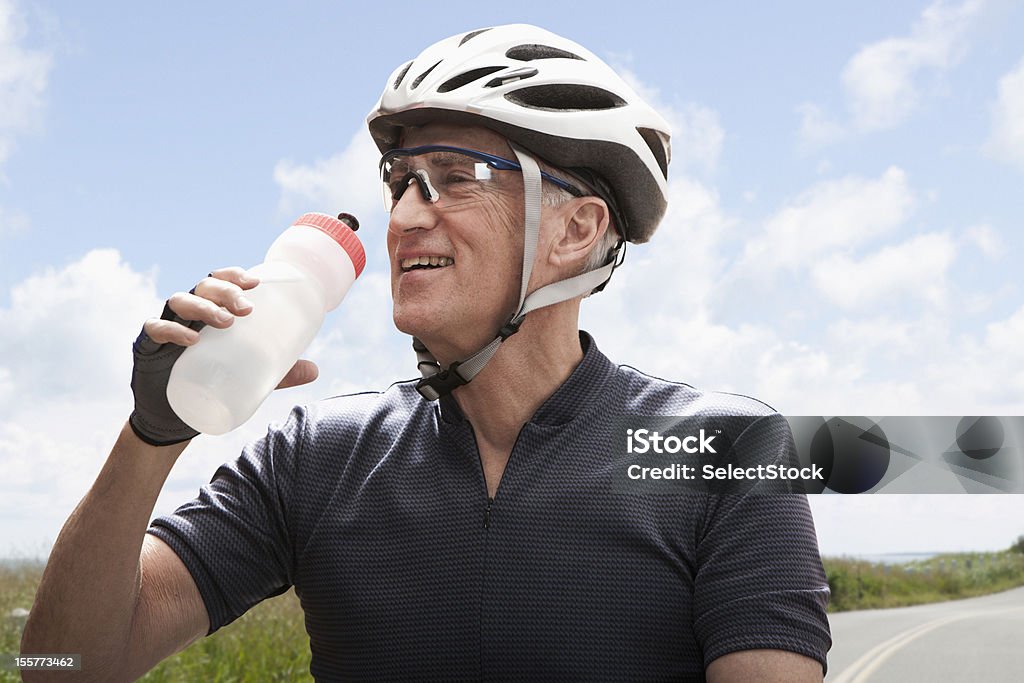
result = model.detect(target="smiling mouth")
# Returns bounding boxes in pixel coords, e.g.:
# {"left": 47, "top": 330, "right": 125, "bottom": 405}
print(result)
{"left": 400, "top": 256, "right": 455, "bottom": 272}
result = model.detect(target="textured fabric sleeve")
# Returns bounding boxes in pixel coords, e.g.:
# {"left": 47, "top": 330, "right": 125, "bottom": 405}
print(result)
{"left": 692, "top": 412, "right": 832, "bottom": 673}
{"left": 147, "top": 405, "right": 306, "bottom": 634}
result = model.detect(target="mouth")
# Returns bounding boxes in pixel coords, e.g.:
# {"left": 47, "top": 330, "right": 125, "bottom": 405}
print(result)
{"left": 400, "top": 256, "right": 455, "bottom": 273}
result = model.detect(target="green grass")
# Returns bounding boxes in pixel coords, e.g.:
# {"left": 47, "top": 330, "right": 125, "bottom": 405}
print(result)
{"left": 1, "top": 562, "right": 38, "bottom": 683}
{"left": 139, "top": 589, "right": 311, "bottom": 683}
{"left": 823, "top": 550, "right": 1024, "bottom": 612}
{"left": 1, "top": 562, "right": 311, "bottom": 682}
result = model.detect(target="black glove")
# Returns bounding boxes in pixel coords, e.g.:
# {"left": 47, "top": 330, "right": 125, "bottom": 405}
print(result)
{"left": 128, "top": 298, "right": 205, "bottom": 446}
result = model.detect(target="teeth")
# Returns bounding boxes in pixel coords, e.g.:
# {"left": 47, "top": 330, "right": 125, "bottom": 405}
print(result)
{"left": 401, "top": 256, "right": 454, "bottom": 270}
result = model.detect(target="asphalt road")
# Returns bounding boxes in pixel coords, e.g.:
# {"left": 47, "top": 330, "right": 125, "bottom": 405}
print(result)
{"left": 826, "top": 586, "right": 1024, "bottom": 682}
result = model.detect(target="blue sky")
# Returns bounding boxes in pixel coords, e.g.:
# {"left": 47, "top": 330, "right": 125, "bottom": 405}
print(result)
{"left": 2, "top": 0, "right": 1024, "bottom": 558}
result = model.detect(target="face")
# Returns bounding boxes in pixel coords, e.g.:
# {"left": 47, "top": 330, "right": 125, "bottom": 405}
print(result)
{"left": 386, "top": 124, "right": 526, "bottom": 358}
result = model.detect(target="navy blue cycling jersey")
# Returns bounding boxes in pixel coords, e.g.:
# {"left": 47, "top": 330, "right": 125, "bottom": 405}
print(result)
{"left": 149, "top": 333, "right": 831, "bottom": 681}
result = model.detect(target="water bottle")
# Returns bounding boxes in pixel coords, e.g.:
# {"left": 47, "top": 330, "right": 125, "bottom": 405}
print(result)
{"left": 166, "top": 212, "right": 366, "bottom": 435}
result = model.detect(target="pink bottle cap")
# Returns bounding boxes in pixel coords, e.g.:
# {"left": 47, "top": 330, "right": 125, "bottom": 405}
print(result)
{"left": 293, "top": 212, "right": 367, "bottom": 277}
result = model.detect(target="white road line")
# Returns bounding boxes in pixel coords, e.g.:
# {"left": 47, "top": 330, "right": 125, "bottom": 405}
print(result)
{"left": 830, "top": 606, "right": 1024, "bottom": 683}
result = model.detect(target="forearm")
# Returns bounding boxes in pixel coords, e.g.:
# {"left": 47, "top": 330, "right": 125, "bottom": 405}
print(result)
{"left": 21, "top": 421, "right": 189, "bottom": 679}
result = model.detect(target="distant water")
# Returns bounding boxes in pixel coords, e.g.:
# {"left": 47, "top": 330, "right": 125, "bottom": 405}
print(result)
{"left": 0, "top": 557, "right": 46, "bottom": 569}
{"left": 839, "top": 552, "right": 940, "bottom": 565}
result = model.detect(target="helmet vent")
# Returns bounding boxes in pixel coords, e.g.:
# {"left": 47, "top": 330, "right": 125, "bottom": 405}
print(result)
{"left": 392, "top": 61, "right": 413, "bottom": 90}
{"left": 506, "top": 44, "right": 583, "bottom": 61}
{"left": 504, "top": 84, "right": 627, "bottom": 112}
{"left": 411, "top": 60, "right": 442, "bottom": 89}
{"left": 459, "top": 28, "right": 493, "bottom": 46}
{"left": 438, "top": 66, "right": 506, "bottom": 93}
{"left": 485, "top": 66, "right": 538, "bottom": 88}
{"left": 636, "top": 127, "right": 670, "bottom": 179}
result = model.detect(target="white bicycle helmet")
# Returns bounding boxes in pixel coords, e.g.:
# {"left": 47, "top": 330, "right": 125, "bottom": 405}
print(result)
{"left": 366, "top": 24, "right": 672, "bottom": 400}
{"left": 368, "top": 23, "right": 670, "bottom": 243}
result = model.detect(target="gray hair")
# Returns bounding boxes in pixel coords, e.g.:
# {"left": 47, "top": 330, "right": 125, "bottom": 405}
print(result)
{"left": 537, "top": 160, "right": 621, "bottom": 273}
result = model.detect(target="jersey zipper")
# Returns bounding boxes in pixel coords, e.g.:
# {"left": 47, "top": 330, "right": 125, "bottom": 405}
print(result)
{"left": 484, "top": 497, "right": 494, "bottom": 529}
{"left": 473, "top": 424, "right": 527, "bottom": 679}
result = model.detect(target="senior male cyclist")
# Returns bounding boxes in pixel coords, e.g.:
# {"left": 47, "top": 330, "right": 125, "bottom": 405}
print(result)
{"left": 24, "top": 25, "right": 831, "bottom": 682}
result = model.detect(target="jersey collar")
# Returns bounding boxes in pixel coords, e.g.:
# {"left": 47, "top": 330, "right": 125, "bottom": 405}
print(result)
{"left": 438, "top": 331, "right": 616, "bottom": 427}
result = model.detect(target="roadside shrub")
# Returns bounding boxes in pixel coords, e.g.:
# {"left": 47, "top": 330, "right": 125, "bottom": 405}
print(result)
{"left": 1010, "top": 535, "right": 1024, "bottom": 554}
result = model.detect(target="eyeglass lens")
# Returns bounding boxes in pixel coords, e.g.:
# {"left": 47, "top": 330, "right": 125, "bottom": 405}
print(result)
{"left": 381, "top": 150, "right": 503, "bottom": 213}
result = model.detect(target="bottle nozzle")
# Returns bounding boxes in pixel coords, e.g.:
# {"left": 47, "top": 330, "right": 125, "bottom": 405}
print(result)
{"left": 337, "top": 212, "right": 359, "bottom": 231}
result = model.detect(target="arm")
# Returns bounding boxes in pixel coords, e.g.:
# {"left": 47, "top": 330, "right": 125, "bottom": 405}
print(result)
{"left": 707, "top": 649, "right": 824, "bottom": 682}
{"left": 21, "top": 424, "right": 208, "bottom": 682}
{"left": 694, "top": 413, "right": 832, "bottom": 677}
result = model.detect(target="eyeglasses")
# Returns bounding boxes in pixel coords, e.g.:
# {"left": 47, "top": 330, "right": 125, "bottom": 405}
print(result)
{"left": 379, "top": 145, "right": 585, "bottom": 213}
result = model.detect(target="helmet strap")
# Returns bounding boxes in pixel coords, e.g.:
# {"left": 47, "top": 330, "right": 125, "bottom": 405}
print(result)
{"left": 413, "top": 144, "right": 615, "bottom": 401}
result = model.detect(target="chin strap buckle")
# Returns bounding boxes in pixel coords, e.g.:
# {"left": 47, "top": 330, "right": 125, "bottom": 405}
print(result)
{"left": 415, "top": 316, "right": 522, "bottom": 400}
{"left": 416, "top": 361, "right": 470, "bottom": 401}
{"left": 498, "top": 318, "right": 523, "bottom": 341}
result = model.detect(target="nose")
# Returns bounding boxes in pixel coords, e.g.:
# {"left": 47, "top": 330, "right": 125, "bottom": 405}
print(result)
{"left": 388, "top": 176, "right": 439, "bottom": 236}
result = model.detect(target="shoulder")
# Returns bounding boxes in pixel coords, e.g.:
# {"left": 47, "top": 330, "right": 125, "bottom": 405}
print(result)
{"left": 254, "top": 380, "right": 432, "bottom": 473}
{"left": 296, "top": 379, "right": 432, "bottom": 438}
{"left": 613, "top": 363, "right": 778, "bottom": 419}
{"left": 255, "top": 381, "right": 436, "bottom": 515}
{"left": 610, "top": 364, "right": 793, "bottom": 471}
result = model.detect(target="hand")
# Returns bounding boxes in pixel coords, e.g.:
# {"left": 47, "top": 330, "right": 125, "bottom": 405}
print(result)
{"left": 129, "top": 267, "right": 319, "bottom": 446}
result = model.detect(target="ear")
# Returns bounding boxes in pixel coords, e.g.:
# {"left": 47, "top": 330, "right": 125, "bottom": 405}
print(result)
{"left": 549, "top": 197, "right": 610, "bottom": 269}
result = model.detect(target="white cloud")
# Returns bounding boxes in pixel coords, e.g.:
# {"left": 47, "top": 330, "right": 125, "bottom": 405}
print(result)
{"left": 0, "top": 249, "right": 158, "bottom": 404}
{"left": 983, "top": 305, "right": 1024, "bottom": 353}
{"left": 906, "top": 304, "right": 1024, "bottom": 414}
{"left": 751, "top": 341, "right": 888, "bottom": 413}
{"left": 0, "top": 366, "right": 12, "bottom": 405}
{"left": 583, "top": 171, "right": 883, "bottom": 410}
{"left": 273, "top": 129, "right": 383, "bottom": 222}
{"left": 984, "top": 56, "right": 1024, "bottom": 168}
{"left": 964, "top": 223, "right": 1004, "bottom": 259}
{"left": 0, "top": 205, "right": 28, "bottom": 237}
{"left": 796, "top": 102, "right": 846, "bottom": 149}
{"left": 0, "top": 0, "right": 52, "bottom": 168}
{"left": 827, "top": 317, "right": 917, "bottom": 356}
{"left": 581, "top": 130, "right": 1024, "bottom": 419}
{"left": 738, "top": 166, "right": 914, "bottom": 273}
{"left": 664, "top": 103, "right": 724, "bottom": 175}
{"left": 811, "top": 232, "right": 957, "bottom": 309}
{"left": 584, "top": 149, "right": 1022, "bottom": 420}
{"left": 0, "top": 250, "right": 162, "bottom": 555}
{"left": 810, "top": 496, "right": 1024, "bottom": 556}
{"left": 798, "top": 0, "right": 984, "bottom": 147}
{"left": 967, "top": 305, "right": 1024, "bottom": 400}
{"left": 842, "top": 0, "right": 982, "bottom": 131}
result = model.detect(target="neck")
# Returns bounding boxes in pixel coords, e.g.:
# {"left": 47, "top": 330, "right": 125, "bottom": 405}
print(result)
{"left": 447, "top": 302, "right": 584, "bottom": 450}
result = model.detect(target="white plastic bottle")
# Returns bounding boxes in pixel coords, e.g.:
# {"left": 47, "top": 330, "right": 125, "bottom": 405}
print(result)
{"left": 166, "top": 212, "right": 365, "bottom": 435}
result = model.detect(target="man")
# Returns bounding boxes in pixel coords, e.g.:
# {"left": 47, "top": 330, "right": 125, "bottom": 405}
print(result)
{"left": 23, "top": 25, "right": 831, "bottom": 681}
